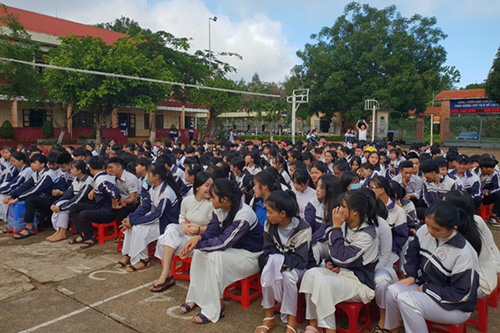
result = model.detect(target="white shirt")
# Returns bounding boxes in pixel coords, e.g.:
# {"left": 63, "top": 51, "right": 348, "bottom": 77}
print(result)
{"left": 178, "top": 194, "right": 213, "bottom": 226}
{"left": 293, "top": 186, "right": 316, "bottom": 219}
{"left": 358, "top": 129, "right": 367, "bottom": 141}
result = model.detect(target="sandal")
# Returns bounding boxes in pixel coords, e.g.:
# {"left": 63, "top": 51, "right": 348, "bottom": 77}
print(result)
{"left": 126, "top": 258, "right": 151, "bottom": 272}
{"left": 115, "top": 261, "right": 127, "bottom": 268}
{"left": 80, "top": 238, "right": 97, "bottom": 249}
{"left": 255, "top": 316, "right": 275, "bottom": 333}
{"left": 13, "top": 228, "right": 35, "bottom": 239}
{"left": 150, "top": 276, "right": 175, "bottom": 293}
{"left": 69, "top": 236, "right": 84, "bottom": 244}
{"left": 192, "top": 308, "right": 224, "bottom": 325}
{"left": 179, "top": 303, "right": 198, "bottom": 314}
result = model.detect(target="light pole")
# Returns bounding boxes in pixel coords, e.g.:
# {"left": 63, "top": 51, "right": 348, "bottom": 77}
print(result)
{"left": 208, "top": 16, "right": 217, "bottom": 71}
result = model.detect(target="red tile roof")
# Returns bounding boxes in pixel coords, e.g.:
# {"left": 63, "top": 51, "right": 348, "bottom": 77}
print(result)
{"left": 3, "top": 6, "right": 126, "bottom": 45}
{"left": 434, "top": 89, "right": 487, "bottom": 100}
{"left": 409, "top": 107, "right": 441, "bottom": 115}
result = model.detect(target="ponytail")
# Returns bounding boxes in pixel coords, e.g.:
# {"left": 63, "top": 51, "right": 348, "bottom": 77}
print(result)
{"left": 210, "top": 178, "right": 242, "bottom": 229}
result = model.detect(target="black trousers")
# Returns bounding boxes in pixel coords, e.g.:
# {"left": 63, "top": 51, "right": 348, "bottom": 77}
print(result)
{"left": 482, "top": 192, "right": 500, "bottom": 216}
{"left": 116, "top": 204, "right": 138, "bottom": 222}
{"left": 70, "top": 203, "right": 115, "bottom": 241}
{"left": 24, "top": 196, "right": 54, "bottom": 224}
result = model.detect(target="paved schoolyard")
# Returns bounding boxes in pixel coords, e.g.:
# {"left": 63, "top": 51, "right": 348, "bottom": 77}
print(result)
{"left": 0, "top": 221, "right": 499, "bottom": 333}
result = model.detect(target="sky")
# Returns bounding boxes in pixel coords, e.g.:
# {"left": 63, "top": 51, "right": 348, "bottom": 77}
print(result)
{"left": 3, "top": 0, "right": 500, "bottom": 87}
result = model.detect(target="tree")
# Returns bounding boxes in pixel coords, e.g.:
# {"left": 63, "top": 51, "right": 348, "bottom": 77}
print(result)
{"left": 293, "top": 2, "right": 459, "bottom": 121}
{"left": 486, "top": 47, "right": 500, "bottom": 104}
{"left": 0, "top": 5, "right": 41, "bottom": 104}
{"left": 43, "top": 35, "right": 172, "bottom": 145}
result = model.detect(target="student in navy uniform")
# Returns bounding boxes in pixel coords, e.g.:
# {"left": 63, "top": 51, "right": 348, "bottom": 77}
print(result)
{"left": 444, "top": 190, "right": 500, "bottom": 298}
{"left": 448, "top": 155, "right": 482, "bottom": 209}
{"left": 383, "top": 201, "right": 481, "bottom": 333}
{"left": 118, "top": 163, "right": 181, "bottom": 272}
{"left": 51, "top": 152, "right": 74, "bottom": 198}
{"left": 476, "top": 155, "right": 500, "bottom": 227}
{"left": 178, "top": 179, "right": 263, "bottom": 325}
{"left": 48, "top": 160, "right": 93, "bottom": 242}
{"left": 69, "top": 156, "right": 121, "bottom": 248}
{"left": 300, "top": 190, "right": 379, "bottom": 333}
{"left": 230, "top": 157, "right": 248, "bottom": 189}
{"left": 256, "top": 190, "right": 315, "bottom": 333}
{"left": 0, "top": 152, "right": 32, "bottom": 223}
{"left": 5, "top": 154, "right": 54, "bottom": 239}
{"left": 304, "top": 174, "right": 343, "bottom": 264}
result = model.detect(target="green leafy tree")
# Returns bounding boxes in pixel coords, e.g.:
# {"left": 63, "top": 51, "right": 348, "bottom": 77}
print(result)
{"left": 43, "top": 35, "right": 171, "bottom": 145}
{"left": 486, "top": 47, "right": 500, "bottom": 104}
{"left": 293, "top": 2, "right": 459, "bottom": 121}
{"left": 0, "top": 5, "right": 41, "bottom": 104}
{"left": 0, "top": 119, "right": 14, "bottom": 139}
{"left": 42, "top": 120, "right": 54, "bottom": 139}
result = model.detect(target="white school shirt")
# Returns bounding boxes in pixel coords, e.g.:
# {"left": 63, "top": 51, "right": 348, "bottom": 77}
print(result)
{"left": 358, "top": 129, "right": 367, "bottom": 141}
{"left": 293, "top": 186, "right": 316, "bottom": 219}
{"left": 178, "top": 194, "right": 213, "bottom": 226}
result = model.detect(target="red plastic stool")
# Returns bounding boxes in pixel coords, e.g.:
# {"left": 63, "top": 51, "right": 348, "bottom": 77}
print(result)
{"left": 477, "top": 204, "right": 493, "bottom": 221}
{"left": 426, "top": 320, "right": 466, "bottom": 333}
{"left": 488, "top": 281, "right": 499, "bottom": 308}
{"left": 273, "top": 292, "right": 306, "bottom": 324}
{"left": 92, "top": 219, "right": 118, "bottom": 245}
{"left": 223, "top": 273, "right": 262, "bottom": 308}
{"left": 466, "top": 297, "right": 488, "bottom": 333}
{"left": 171, "top": 255, "right": 192, "bottom": 281}
{"left": 335, "top": 302, "right": 371, "bottom": 333}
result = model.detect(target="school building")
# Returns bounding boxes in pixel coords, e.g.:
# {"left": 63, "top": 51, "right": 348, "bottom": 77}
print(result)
{"left": 0, "top": 6, "right": 207, "bottom": 143}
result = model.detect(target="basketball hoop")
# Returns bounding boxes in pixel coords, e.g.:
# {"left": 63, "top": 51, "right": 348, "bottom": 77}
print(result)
{"left": 287, "top": 89, "right": 309, "bottom": 144}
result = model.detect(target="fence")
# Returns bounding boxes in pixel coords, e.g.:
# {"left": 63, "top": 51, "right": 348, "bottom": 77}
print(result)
{"left": 449, "top": 115, "right": 500, "bottom": 142}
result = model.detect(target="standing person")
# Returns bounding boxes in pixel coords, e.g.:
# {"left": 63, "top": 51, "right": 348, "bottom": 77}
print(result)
{"left": 178, "top": 179, "right": 263, "bottom": 324}
{"left": 48, "top": 160, "right": 93, "bottom": 242}
{"left": 356, "top": 119, "right": 369, "bottom": 142}
{"left": 189, "top": 125, "right": 195, "bottom": 143}
{"left": 300, "top": 190, "right": 379, "bottom": 333}
{"left": 383, "top": 201, "right": 480, "bottom": 333}
{"left": 117, "top": 163, "right": 181, "bottom": 272}
{"left": 150, "top": 172, "right": 213, "bottom": 292}
{"left": 255, "top": 191, "right": 315, "bottom": 333}
{"left": 228, "top": 128, "right": 235, "bottom": 144}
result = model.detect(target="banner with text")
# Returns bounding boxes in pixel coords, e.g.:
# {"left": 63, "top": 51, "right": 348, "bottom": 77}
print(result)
{"left": 450, "top": 99, "right": 500, "bottom": 114}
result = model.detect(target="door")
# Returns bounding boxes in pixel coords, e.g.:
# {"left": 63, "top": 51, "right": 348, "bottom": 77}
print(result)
{"left": 118, "top": 113, "right": 136, "bottom": 137}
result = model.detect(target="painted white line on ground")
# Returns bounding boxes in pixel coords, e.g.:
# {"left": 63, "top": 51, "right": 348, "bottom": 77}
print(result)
{"left": 18, "top": 282, "right": 153, "bottom": 333}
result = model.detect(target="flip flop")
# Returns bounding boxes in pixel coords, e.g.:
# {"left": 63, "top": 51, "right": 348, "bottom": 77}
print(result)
{"left": 179, "top": 303, "right": 198, "bottom": 314}
{"left": 126, "top": 259, "right": 151, "bottom": 272}
{"left": 150, "top": 276, "right": 175, "bottom": 293}
{"left": 13, "top": 228, "right": 35, "bottom": 239}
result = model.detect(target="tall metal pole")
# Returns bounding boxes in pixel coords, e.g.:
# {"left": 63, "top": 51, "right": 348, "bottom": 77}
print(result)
{"left": 208, "top": 17, "right": 217, "bottom": 72}
{"left": 291, "top": 95, "right": 296, "bottom": 144}
{"left": 372, "top": 104, "right": 376, "bottom": 142}
{"left": 430, "top": 115, "right": 434, "bottom": 145}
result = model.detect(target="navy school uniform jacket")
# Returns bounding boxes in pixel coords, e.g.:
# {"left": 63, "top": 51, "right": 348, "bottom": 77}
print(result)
{"left": 52, "top": 170, "right": 74, "bottom": 192}
{"left": 197, "top": 201, "right": 263, "bottom": 253}
{"left": 10, "top": 167, "right": 53, "bottom": 200}
{"left": 128, "top": 181, "right": 179, "bottom": 233}
{"left": 55, "top": 175, "right": 93, "bottom": 211}
{"left": 92, "top": 171, "right": 121, "bottom": 213}
{"left": 304, "top": 197, "right": 327, "bottom": 244}
{"left": 404, "top": 224, "right": 479, "bottom": 312}
{"left": 327, "top": 221, "right": 379, "bottom": 290}
{"left": 259, "top": 217, "right": 316, "bottom": 271}
{"left": 0, "top": 165, "right": 30, "bottom": 195}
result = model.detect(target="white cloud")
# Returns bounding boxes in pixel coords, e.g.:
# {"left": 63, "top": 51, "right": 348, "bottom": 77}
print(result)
{"left": 4, "top": 0, "right": 296, "bottom": 83}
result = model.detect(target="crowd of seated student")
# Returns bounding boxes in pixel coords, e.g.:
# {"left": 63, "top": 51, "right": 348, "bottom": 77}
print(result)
{"left": 0, "top": 137, "right": 500, "bottom": 333}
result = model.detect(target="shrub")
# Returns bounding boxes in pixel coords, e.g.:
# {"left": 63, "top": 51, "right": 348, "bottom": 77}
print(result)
{"left": 0, "top": 120, "right": 14, "bottom": 139}
{"left": 42, "top": 120, "right": 54, "bottom": 139}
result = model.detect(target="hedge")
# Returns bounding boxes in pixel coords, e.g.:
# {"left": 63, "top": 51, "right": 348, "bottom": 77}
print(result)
{"left": 239, "top": 134, "right": 343, "bottom": 142}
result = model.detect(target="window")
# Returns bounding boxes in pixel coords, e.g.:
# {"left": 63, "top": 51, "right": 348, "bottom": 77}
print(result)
{"left": 144, "top": 113, "right": 164, "bottom": 129}
{"left": 72, "top": 111, "right": 92, "bottom": 128}
{"left": 23, "top": 109, "right": 51, "bottom": 127}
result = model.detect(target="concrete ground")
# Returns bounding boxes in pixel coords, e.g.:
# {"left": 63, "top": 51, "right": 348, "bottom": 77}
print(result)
{"left": 1, "top": 217, "right": 500, "bottom": 332}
